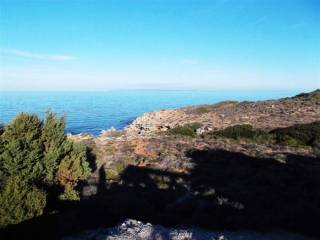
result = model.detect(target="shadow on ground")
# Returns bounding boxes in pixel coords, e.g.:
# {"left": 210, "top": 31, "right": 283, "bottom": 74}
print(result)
{"left": 1, "top": 149, "right": 320, "bottom": 239}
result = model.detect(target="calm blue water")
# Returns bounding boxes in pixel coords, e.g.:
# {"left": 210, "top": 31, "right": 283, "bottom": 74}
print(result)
{"left": 0, "top": 90, "right": 300, "bottom": 135}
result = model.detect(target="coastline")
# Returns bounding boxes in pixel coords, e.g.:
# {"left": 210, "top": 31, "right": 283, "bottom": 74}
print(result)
{"left": 69, "top": 89, "right": 320, "bottom": 140}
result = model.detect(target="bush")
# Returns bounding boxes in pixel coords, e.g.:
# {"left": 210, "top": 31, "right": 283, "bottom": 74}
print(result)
{"left": 208, "top": 124, "right": 271, "bottom": 142}
{"left": 207, "top": 121, "right": 320, "bottom": 148}
{"left": 58, "top": 186, "right": 80, "bottom": 201}
{"left": 168, "top": 123, "right": 202, "bottom": 138}
{"left": 169, "top": 126, "right": 196, "bottom": 138}
{"left": 0, "top": 176, "right": 46, "bottom": 228}
{"left": 271, "top": 121, "right": 320, "bottom": 147}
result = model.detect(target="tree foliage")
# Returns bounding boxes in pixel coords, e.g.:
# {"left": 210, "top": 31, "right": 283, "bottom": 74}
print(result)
{"left": 0, "top": 113, "right": 43, "bottom": 181}
{"left": 41, "top": 112, "right": 68, "bottom": 183}
{"left": 0, "top": 112, "right": 90, "bottom": 228}
{"left": 0, "top": 176, "right": 46, "bottom": 227}
{"left": 56, "top": 141, "right": 90, "bottom": 189}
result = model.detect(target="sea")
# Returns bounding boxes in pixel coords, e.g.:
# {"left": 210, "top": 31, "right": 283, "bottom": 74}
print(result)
{"left": 0, "top": 90, "right": 301, "bottom": 135}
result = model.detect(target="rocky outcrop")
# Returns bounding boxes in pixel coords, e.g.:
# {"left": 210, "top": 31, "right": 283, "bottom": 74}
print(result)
{"left": 63, "top": 219, "right": 314, "bottom": 240}
{"left": 125, "top": 90, "right": 320, "bottom": 137}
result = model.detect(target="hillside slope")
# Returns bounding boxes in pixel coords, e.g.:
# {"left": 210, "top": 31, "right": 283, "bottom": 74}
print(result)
{"left": 62, "top": 90, "right": 320, "bottom": 239}
{"left": 125, "top": 90, "right": 320, "bottom": 137}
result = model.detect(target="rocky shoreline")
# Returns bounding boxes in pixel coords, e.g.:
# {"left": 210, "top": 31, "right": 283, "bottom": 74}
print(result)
{"left": 68, "top": 90, "right": 320, "bottom": 141}
{"left": 124, "top": 90, "right": 320, "bottom": 137}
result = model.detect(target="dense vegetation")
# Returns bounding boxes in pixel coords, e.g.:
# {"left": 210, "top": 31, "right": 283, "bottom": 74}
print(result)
{"left": 207, "top": 121, "right": 320, "bottom": 151}
{"left": 271, "top": 121, "right": 320, "bottom": 147}
{"left": 168, "top": 123, "right": 202, "bottom": 137}
{"left": 208, "top": 124, "right": 271, "bottom": 142}
{"left": 0, "top": 113, "right": 90, "bottom": 228}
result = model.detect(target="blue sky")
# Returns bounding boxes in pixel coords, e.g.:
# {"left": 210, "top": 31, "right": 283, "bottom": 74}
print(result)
{"left": 0, "top": 0, "right": 319, "bottom": 91}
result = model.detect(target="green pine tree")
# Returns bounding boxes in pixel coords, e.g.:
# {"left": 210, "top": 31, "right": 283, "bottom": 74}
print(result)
{"left": 56, "top": 141, "right": 90, "bottom": 189}
{"left": 0, "top": 112, "right": 91, "bottom": 226}
{"left": 0, "top": 176, "right": 46, "bottom": 228}
{"left": 0, "top": 113, "right": 43, "bottom": 181}
{"left": 41, "top": 112, "right": 68, "bottom": 184}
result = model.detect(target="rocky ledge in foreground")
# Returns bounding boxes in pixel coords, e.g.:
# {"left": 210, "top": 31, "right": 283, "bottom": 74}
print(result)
{"left": 64, "top": 219, "right": 315, "bottom": 240}
{"left": 125, "top": 90, "right": 320, "bottom": 137}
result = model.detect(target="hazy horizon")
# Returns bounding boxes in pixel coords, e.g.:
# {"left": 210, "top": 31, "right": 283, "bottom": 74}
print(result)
{"left": 0, "top": 88, "right": 317, "bottom": 92}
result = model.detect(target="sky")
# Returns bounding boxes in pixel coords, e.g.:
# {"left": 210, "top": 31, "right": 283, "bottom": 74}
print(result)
{"left": 0, "top": 0, "right": 319, "bottom": 91}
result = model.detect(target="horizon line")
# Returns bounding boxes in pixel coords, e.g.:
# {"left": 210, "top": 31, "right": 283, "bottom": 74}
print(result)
{"left": 0, "top": 87, "right": 317, "bottom": 93}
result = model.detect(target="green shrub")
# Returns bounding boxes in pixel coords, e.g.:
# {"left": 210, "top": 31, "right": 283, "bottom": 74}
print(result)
{"left": 168, "top": 123, "right": 202, "bottom": 138}
{"left": 105, "top": 168, "right": 120, "bottom": 181}
{"left": 207, "top": 121, "right": 320, "bottom": 148}
{"left": 208, "top": 124, "right": 271, "bottom": 142}
{"left": 185, "top": 122, "right": 202, "bottom": 131}
{"left": 271, "top": 121, "right": 320, "bottom": 147}
{"left": 0, "top": 176, "right": 46, "bottom": 228}
{"left": 114, "top": 161, "right": 126, "bottom": 173}
{"left": 58, "top": 186, "right": 80, "bottom": 201}
{"left": 169, "top": 126, "right": 196, "bottom": 138}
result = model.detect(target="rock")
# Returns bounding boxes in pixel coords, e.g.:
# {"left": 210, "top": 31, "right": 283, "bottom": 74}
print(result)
{"left": 99, "top": 127, "right": 123, "bottom": 139}
{"left": 63, "top": 219, "right": 313, "bottom": 240}
{"left": 67, "top": 133, "right": 94, "bottom": 141}
{"left": 81, "top": 185, "right": 97, "bottom": 198}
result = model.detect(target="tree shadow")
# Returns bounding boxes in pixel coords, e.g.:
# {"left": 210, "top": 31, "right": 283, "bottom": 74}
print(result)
{"left": 86, "top": 146, "right": 97, "bottom": 172}
{"left": 97, "top": 164, "right": 107, "bottom": 195}
{"left": 184, "top": 149, "right": 320, "bottom": 233}
{"left": 1, "top": 148, "right": 320, "bottom": 239}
